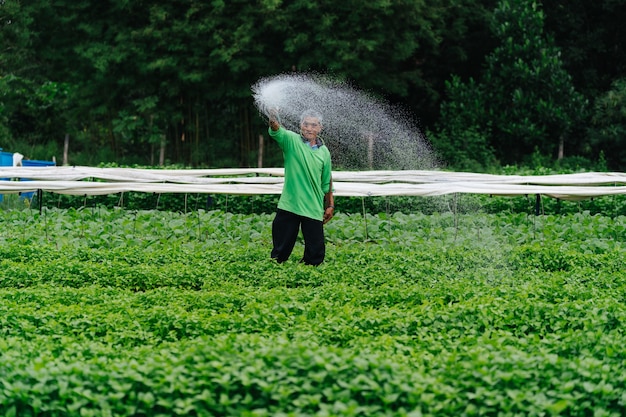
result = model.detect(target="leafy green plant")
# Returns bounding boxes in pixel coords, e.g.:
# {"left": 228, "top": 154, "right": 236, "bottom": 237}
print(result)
{"left": 0, "top": 208, "right": 625, "bottom": 415}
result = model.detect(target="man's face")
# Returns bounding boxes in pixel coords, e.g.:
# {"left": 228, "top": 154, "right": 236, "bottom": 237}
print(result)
{"left": 300, "top": 117, "right": 322, "bottom": 141}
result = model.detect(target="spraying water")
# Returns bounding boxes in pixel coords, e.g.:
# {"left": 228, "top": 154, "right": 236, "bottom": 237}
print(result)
{"left": 252, "top": 73, "right": 440, "bottom": 170}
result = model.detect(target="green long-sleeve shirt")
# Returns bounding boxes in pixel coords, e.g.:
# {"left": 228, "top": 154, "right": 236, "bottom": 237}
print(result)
{"left": 269, "top": 126, "right": 332, "bottom": 221}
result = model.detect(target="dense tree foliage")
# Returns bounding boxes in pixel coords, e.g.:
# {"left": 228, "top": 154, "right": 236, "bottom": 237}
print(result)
{"left": 434, "top": 0, "right": 587, "bottom": 169}
{"left": 0, "top": 0, "right": 624, "bottom": 170}
{"left": 588, "top": 78, "right": 626, "bottom": 169}
{"left": 542, "top": 0, "right": 626, "bottom": 100}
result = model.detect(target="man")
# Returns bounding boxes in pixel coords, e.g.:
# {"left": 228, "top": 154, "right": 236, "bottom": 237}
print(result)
{"left": 268, "top": 109, "right": 334, "bottom": 265}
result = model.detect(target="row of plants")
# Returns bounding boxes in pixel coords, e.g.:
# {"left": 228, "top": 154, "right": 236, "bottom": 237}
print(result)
{"left": 1, "top": 204, "right": 625, "bottom": 246}
{"left": 3, "top": 187, "right": 625, "bottom": 218}
{"left": 1, "top": 208, "right": 625, "bottom": 415}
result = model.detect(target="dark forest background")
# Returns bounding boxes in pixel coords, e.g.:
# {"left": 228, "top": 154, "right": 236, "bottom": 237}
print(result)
{"left": 1, "top": 0, "right": 625, "bottom": 171}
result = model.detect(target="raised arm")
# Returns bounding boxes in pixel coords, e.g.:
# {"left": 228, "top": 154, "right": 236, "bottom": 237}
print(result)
{"left": 269, "top": 109, "right": 280, "bottom": 131}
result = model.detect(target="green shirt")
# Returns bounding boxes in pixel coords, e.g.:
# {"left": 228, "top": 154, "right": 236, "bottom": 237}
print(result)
{"left": 269, "top": 126, "right": 332, "bottom": 221}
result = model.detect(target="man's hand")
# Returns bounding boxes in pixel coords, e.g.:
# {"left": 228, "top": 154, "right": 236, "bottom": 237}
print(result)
{"left": 323, "top": 188, "right": 334, "bottom": 224}
{"left": 269, "top": 108, "right": 280, "bottom": 131}
{"left": 323, "top": 206, "right": 334, "bottom": 224}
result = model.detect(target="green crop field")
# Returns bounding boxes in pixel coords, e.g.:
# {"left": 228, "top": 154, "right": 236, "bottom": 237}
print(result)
{"left": 1, "top": 206, "right": 625, "bottom": 416}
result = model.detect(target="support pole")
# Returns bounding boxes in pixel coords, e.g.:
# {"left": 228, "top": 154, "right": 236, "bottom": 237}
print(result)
{"left": 63, "top": 133, "right": 69, "bottom": 166}
{"left": 535, "top": 194, "right": 541, "bottom": 216}
{"left": 258, "top": 135, "right": 264, "bottom": 168}
{"left": 38, "top": 189, "right": 43, "bottom": 215}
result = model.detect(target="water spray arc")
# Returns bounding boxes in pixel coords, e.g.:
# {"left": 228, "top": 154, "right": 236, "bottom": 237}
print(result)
{"left": 252, "top": 73, "right": 440, "bottom": 171}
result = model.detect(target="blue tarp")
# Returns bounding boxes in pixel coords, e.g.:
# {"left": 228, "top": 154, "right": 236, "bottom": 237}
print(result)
{"left": 0, "top": 149, "right": 56, "bottom": 202}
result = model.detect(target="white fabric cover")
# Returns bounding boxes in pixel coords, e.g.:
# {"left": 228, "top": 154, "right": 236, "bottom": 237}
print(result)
{"left": 1, "top": 166, "right": 625, "bottom": 201}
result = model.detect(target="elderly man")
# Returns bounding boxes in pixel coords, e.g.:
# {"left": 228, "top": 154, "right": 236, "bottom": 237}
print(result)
{"left": 268, "top": 109, "right": 334, "bottom": 265}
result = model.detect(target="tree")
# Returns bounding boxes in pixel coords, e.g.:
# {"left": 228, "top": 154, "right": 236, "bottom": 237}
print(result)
{"left": 429, "top": 76, "right": 497, "bottom": 171}
{"left": 4, "top": 0, "right": 475, "bottom": 166}
{"left": 589, "top": 78, "right": 626, "bottom": 170}
{"left": 433, "top": 0, "right": 587, "bottom": 169}
{"left": 273, "top": 0, "right": 497, "bottom": 128}
{"left": 1, "top": 1, "right": 81, "bottom": 160}
{"left": 6, "top": 0, "right": 599, "bottom": 169}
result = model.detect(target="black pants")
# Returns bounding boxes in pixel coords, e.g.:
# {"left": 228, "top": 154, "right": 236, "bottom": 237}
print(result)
{"left": 271, "top": 209, "right": 325, "bottom": 266}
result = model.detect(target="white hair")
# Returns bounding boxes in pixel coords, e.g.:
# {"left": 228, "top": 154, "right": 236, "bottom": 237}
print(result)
{"left": 300, "top": 109, "right": 323, "bottom": 125}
